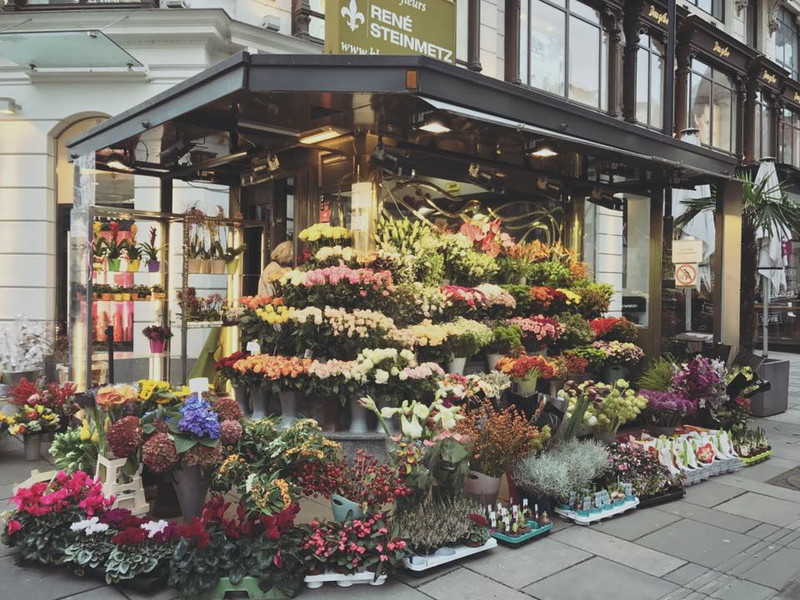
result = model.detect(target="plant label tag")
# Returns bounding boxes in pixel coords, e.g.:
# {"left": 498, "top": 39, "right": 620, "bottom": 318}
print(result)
{"left": 304, "top": 349, "right": 314, "bottom": 359}
{"left": 246, "top": 341, "right": 261, "bottom": 354}
{"left": 188, "top": 377, "right": 209, "bottom": 394}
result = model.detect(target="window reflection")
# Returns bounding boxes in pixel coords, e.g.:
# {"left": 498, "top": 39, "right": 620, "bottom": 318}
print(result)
{"left": 635, "top": 34, "right": 664, "bottom": 130}
{"left": 776, "top": 8, "right": 799, "bottom": 79}
{"left": 524, "top": 0, "right": 608, "bottom": 110}
{"left": 688, "top": 59, "right": 736, "bottom": 153}
{"left": 780, "top": 108, "right": 800, "bottom": 168}
{"left": 754, "top": 92, "right": 772, "bottom": 161}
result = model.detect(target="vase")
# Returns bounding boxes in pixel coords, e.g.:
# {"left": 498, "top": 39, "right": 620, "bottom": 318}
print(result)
{"left": 233, "top": 384, "right": 251, "bottom": 418}
{"left": 603, "top": 365, "right": 628, "bottom": 383}
{"left": 348, "top": 400, "right": 368, "bottom": 434}
{"left": 128, "top": 260, "right": 140, "bottom": 272}
{"left": 148, "top": 260, "right": 160, "bottom": 272}
{"left": 250, "top": 386, "right": 269, "bottom": 420}
{"left": 187, "top": 258, "right": 202, "bottom": 274}
{"left": 322, "top": 396, "right": 340, "bottom": 432}
{"left": 516, "top": 375, "right": 539, "bottom": 397}
{"left": 447, "top": 356, "right": 467, "bottom": 375}
{"left": 23, "top": 434, "right": 42, "bottom": 461}
{"left": 331, "top": 494, "right": 364, "bottom": 522}
{"left": 486, "top": 353, "right": 503, "bottom": 371}
{"left": 107, "top": 258, "right": 121, "bottom": 272}
{"left": 210, "top": 259, "right": 226, "bottom": 274}
{"left": 172, "top": 465, "right": 210, "bottom": 522}
{"left": 2, "top": 369, "right": 40, "bottom": 387}
{"left": 226, "top": 258, "right": 239, "bottom": 275}
{"left": 199, "top": 260, "right": 212, "bottom": 274}
{"left": 279, "top": 391, "right": 297, "bottom": 429}
{"left": 149, "top": 339, "right": 165, "bottom": 354}
{"left": 463, "top": 470, "right": 502, "bottom": 503}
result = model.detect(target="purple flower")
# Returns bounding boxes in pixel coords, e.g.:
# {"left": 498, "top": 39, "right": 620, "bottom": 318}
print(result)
{"left": 177, "top": 394, "right": 221, "bottom": 440}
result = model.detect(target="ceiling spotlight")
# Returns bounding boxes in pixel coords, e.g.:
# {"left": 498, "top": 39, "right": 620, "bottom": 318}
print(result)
{"left": 160, "top": 138, "right": 196, "bottom": 166}
{"left": 299, "top": 126, "right": 346, "bottom": 145}
{"left": 252, "top": 151, "right": 280, "bottom": 173}
{"left": 414, "top": 112, "right": 452, "bottom": 134}
{"left": 0, "top": 97, "right": 20, "bottom": 115}
{"left": 527, "top": 139, "right": 558, "bottom": 158}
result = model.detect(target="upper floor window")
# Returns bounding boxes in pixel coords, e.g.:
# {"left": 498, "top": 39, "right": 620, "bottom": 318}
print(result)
{"left": 754, "top": 92, "right": 772, "bottom": 161}
{"left": 635, "top": 34, "right": 665, "bottom": 130}
{"left": 688, "top": 59, "right": 736, "bottom": 153}
{"left": 780, "top": 107, "right": 800, "bottom": 168}
{"left": 520, "top": 0, "right": 608, "bottom": 111}
{"left": 776, "top": 8, "right": 799, "bottom": 79}
{"left": 684, "top": 0, "right": 724, "bottom": 21}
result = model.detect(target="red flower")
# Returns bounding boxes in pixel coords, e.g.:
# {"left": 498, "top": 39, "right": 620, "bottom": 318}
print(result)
{"left": 179, "top": 517, "right": 210, "bottom": 550}
{"left": 273, "top": 551, "right": 283, "bottom": 569}
{"left": 6, "top": 520, "right": 21, "bottom": 535}
{"left": 468, "top": 513, "right": 488, "bottom": 527}
{"left": 111, "top": 526, "right": 148, "bottom": 546}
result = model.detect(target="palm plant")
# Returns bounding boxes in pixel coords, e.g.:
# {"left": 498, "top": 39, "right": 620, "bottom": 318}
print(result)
{"left": 675, "top": 171, "right": 800, "bottom": 350}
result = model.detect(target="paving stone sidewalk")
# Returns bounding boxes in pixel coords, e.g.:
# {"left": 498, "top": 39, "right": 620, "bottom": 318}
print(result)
{"left": 3, "top": 352, "right": 800, "bottom": 600}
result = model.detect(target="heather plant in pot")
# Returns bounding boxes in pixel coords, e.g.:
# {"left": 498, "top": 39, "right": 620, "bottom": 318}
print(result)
{"left": 395, "top": 497, "right": 490, "bottom": 556}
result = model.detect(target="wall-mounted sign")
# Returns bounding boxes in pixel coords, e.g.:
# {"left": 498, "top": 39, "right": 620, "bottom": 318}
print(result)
{"left": 712, "top": 41, "right": 731, "bottom": 59}
{"left": 762, "top": 69, "right": 778, "bottom": 85}
{"left": 648, "top": 5, "right": 669, "bottom": 25}
{"left": 325, "top": 0, "right": 456, "bottom": 63}
{"left": 675, "top": 263, "right": 699, "bottom": 288}
{"left": 672, "top": 239, "right": 704, "bottom": 264}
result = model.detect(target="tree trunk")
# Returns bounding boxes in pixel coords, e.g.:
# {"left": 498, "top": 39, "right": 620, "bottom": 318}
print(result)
{"left": 740, "top": 221, "right": 759, "bottom": 352}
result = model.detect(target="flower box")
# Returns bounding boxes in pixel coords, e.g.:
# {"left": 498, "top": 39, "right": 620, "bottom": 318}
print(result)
{"left": 186, "top": 577, "right": 289, "bottom": 600}
{"left": 492, "top": 521, "right": 552, "bottom": 546}
{"left": 84, "top": 563, "right": 170, "bottom": 594}
{"left": 303, "top": 570, "right": 387, "bottom": 589}
{"left": 554, "top": 497, "right": 639, "bottom": 525}
{"left": 636, "top": 488, "right": 686, "bottom": 509}
{"left": 402, "top": 538, "right": 497, "bottom": 572}
{"left": 739, "top": 449, "right": 773, "bottom": 467}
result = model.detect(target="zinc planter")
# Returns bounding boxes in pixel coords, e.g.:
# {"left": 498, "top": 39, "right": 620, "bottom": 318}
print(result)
{"left": 172, "top": 465, "right": 210, "bottom": 522}
{"left": 751, "top": 358, "right": 790, "bottom": 416}
{"left": 485, "top": 353, "right": 503, "bottom": 371}
{"left": 250, "top": 387, "right": 269, "bottom": 421}
{"left": 463, "top": 470, "right": 502, "bottom": 503}
{"left": 602, "top": 365, "right": 628, "bottom": 383}
{"left": 348, "top": 399, "right": 368, "bottom": 434}
{"left": 447, "top": 356, "right": 467, "bottom": 375}
{"left": 23, "top": 434, "right": 42, "bottom": 460}
{"left": 278, "top": 391, "right": 297, "bottom": 429}
{"left": 515, "top": 375, "right": 539, "bottom": 397}
{"left": 3, "top": 369, "right": 40, "bottom": 387}
{"left": 331, "top": 494, "right": 364, "bottom": 522}
{"left": 233, "top": 384, "right": 251, "bottom": 418}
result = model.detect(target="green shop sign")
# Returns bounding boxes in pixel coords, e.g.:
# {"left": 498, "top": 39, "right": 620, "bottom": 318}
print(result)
{"left": 325, "top": 0, "right": 456, "bottom": 63}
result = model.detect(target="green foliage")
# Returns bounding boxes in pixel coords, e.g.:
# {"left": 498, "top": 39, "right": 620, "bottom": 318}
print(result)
{"left": 169, "top": 525, "right": 237, "bottom": 596}
{"left": 234, "top": 529, "right": 307, "bottom": 595}
{"left": 494, "top": 256, "right": 534, "bottom": 285}
{"left": 486, "top": 323, "right": 523, "bottom": 355}
{"left": 500, "top": 284, "right": 535, "bottom": 316}
{"left": 513, "top": 439, "right": 610, "bottom": 501}
{"left": 563, "top": 346, "right": 606, "bottom": 369}
{"left": 63, "top": 531, "right": 115, "bottom": 571}
{"left": 2, "top": 510, "right": 79, "bottom": 565}
{"left": 421, "top": 437, "right": 471, "bottom": 502}
{"left": 554, "top": 314, "right": 594, "bottom": 350}
{"left": 528, "top": 261, "right": 573, "bottom": 287}
{"left": 395, "top": 496, "right": 488, "bottom": 555}
{"left": 105, "top": 543, "right": 171, "bottom": 584}
{"left": 50, "top": 427, "right": 98, "bottom": 474}
{"left": 637, "top": 355, "right": 676, "bottom": 392}
{"left": 574, "top": 282, "right": 614, "bottom": 319}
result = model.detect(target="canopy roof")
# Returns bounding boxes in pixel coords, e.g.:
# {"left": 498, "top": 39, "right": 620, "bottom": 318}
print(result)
{"left": 67, "top": 52, "right": 736, "bottom": 193}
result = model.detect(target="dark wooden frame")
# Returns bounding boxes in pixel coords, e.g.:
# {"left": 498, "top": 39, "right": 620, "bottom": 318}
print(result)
{"left": 744, "top": 56, "right": 786, "bottom": 164}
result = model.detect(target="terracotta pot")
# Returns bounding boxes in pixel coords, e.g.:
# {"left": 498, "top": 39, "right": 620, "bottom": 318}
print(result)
{"left": 101, "top": 293, "right": 112, "bottom": 301}
{"left": 463, "top": 470, "right": 502, "bottom": 503}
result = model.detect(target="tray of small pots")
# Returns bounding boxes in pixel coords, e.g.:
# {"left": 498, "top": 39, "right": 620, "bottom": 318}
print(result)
{"left": 403, "top": 538, "right": 498, "bottom": 572}
{"left": 487, "top": 500, "right": 553, "bottom": 545}
{"left": 554, "top": 484, "right": 639, "bottom": 525}
{"left": 304, "top": 570, "right": 387, "bottom": 589}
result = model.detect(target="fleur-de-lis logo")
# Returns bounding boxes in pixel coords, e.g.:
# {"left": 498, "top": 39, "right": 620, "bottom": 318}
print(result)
{"left": 341, "top": 0, "right": 365, "bottom": 31}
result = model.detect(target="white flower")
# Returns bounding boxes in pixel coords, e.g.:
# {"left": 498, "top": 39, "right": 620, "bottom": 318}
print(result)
{"left": 71, "top": 517, "right": 109, "bottom": 536}
{"left": 245, "top": 473, "right": 257, "bottom": 493}
{"left": 374, "top": 369, "right": 389, "bottom": 384}
{"left": 401, "top": 414, "right": 423, "bottom": 439}
{"left": 413, "top": 402, "right": 430, "bottom": 420}
{"left": 141, "top": 520, "right": 169, "bottom": 539}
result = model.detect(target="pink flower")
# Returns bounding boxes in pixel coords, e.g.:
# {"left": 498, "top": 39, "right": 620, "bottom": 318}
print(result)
{"left": 6, "top": 520, "right": 21, "bottom": 535}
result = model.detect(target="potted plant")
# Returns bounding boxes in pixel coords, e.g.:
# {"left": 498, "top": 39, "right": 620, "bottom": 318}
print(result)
{"left": 640, "top": 390, "right": 697, "bottom": 436}
{"left": 151, "top": 284, "right": 166, "bottom": 300}
{"left": 484, "top": 323, "right": 522, "bottom": 371}
{"left": 9, "top": 402, "right": 60, "bottom": 459}
{"left": 140, "top": 227, "right": 163, "bottom": 273}
{"left": 125, "top": 227, "right": 142, "bottom": 272}
{"left": 111, "top": 285, "right": 123, "bottom": 301}
{"left": 558, "top": 380, "right": 647, "bottom": 442}
{"left": 142, "top": 325, "right": 172, "bottom": 354}
{"left": 509, "top": 315, "right": 564, "bottom": 354}
{"left": 591, "top": 340, "right": 645, "bottom": 381}
{"left": 92, "top": 236, "right": 107, "bottom": 270}
{"left": 495, "top": 352, "right": 556, "bottom": 396}
{"left": 209, "top": 240, "right": 227, "bottom": 275}
{"left": 299, "top": 449, "right": 410, "bottom": 522}
{"left": 93, "top": 284, "right": 107, "bottom": 301}
{"left": 120, "top": 286, "right": 132, "bottom": 301}
{"left": 104, "top": 222, "right": 125, "bottom": 272}
{"left": 455, "top": 397, "right": 550, "bottom": 502}
{"left": 440, "top": 317, "right": 492, "bottom": 374}
{"left": 224, "top": 243, "right": 247, "bottom": 275}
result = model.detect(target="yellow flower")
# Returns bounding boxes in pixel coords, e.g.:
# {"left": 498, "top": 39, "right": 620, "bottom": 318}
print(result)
{"left": 91, "top": 431, "right": 99, "bottom": 443}
{"left": 275, "top": 478, "right": 292, "bottom": 507}
{"left": 79, "top": 420, "right": 90, "bottom": 441}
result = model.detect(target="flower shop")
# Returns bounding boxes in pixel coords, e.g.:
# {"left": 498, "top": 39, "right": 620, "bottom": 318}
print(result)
{"left": 0, "top": 53, "right": 777, "bottom": 598}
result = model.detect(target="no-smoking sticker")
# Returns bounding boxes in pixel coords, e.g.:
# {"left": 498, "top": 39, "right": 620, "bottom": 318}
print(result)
{"left": 675, "top": 263, "right": 698, "bottom": 288}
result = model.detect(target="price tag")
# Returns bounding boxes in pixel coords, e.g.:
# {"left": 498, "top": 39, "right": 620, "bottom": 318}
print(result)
{"left": 188, "top": 377, "right": 209, "bottom": 395}
{"left": 246, "top": 341, "right": 261, "bottom": 355}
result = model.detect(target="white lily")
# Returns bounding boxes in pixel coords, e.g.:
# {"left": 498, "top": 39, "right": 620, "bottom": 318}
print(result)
{"left": 413, "top": 402, "right": 430, "bottom": 420}
{"left": 401, "top": 414, "right": 423, "bottom": 439}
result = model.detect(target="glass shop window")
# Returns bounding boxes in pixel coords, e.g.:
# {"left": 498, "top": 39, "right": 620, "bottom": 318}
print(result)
{"left": 521, "top": 0, "right": 608, "bottom": 111}
{"left": 635, "top": 33, "right": 665, "bottom": 130}
{"left": 780, "top": 107, "right": 800, "bottom": 168}
{"left": 685, "top": 0, "right": 724, "bottom": 22}
{"left": 776, "top": 8, "right": 799, "bottom": 79}
{"left": 688, "top": 59, "right": 737, "bottom": 153}
{"left": 754, "top": 92, "right": 772, "bottom": 162}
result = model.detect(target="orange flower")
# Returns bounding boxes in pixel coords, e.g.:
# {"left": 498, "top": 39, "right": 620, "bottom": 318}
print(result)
{"left": 96, "top": 384, "right": 136, "bottom": 408}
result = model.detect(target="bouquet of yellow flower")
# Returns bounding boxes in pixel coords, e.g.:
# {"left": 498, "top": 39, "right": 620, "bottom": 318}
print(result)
{"left": 298, "top": 223, "right": 352, "bottom": 254}
{"left": 8, "top": 403, "right": 60, "bottom": 437}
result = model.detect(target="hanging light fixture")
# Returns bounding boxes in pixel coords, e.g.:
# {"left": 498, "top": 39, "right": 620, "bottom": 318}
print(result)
{"left": 298, "top": 126, "right": 347, "bottom": 145}
{"left": 526, "top": 139, "right": 558, "bottom": 158}
{"left": 413, "top": 112, "right": 452, "bottom": 134}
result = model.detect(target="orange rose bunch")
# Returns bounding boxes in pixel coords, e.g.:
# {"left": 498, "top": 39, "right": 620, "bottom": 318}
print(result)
{"left": 496, "top": 352, "right": 556, "bottom": 381}
{"left": 96, "top": 384, "right": 136, "bottom": 409}
{"left": 232, "top": 355, "right": 312, "bottom": 392}
{"left": 239, "top": 295, "right": 284, "bottom": 310}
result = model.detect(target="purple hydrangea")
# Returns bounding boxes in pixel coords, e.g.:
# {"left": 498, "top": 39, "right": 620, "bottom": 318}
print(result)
{"left": 177, "top": 394, "right": 220, "bottom": 440}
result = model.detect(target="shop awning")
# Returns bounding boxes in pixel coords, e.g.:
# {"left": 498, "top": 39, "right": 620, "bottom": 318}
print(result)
{"left": 67, "top": 52, "right": 737, "bottom": 188}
